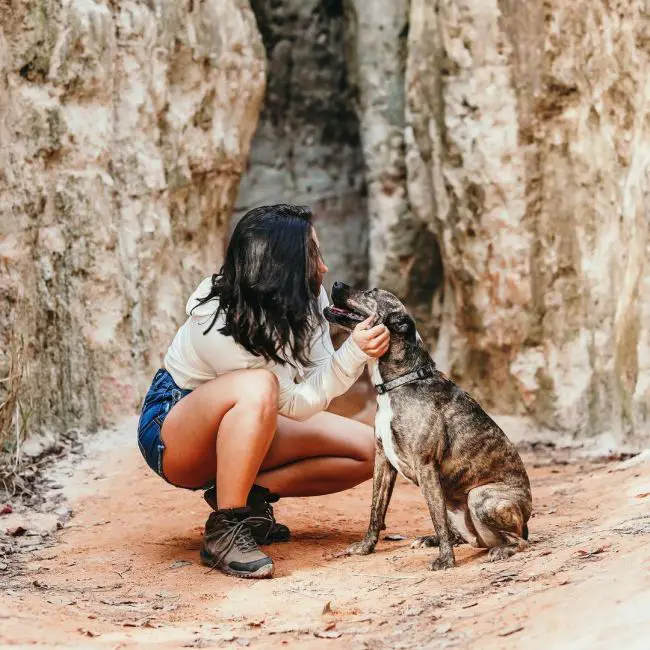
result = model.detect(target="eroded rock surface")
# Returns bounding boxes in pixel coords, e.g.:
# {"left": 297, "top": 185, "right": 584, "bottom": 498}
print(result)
{"left": 405, "top": 0, "right": 650, "bottom": 447}
{"left": 236, "top": 0, "right": 367, "bottom": 290}
{"left": 0, "top": 0, "right": 265, "bottom": 433}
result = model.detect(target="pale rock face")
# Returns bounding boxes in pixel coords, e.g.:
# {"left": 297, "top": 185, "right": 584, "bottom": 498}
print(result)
{"left": 404, "top": 0, "right": 650, "bottom": 447}
{"left": 343, "top": 0, "right": 444, "bottom": 341}
{"left": 0, "top": 1, "right": 265, "bottom": 433}
{"left": 1, "top": 0, "right": 647, "bottom": 452}
{"left": 235, "top": 0, "right": 368, "bottom": 291}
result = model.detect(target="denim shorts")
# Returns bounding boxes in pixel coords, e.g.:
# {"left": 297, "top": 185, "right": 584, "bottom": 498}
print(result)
{"left": 137, "top": 368, "right": 194, "bottom": 487}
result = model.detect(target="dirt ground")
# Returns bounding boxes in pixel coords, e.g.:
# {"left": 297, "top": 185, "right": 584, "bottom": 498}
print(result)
{"left": 1, "top": 389, "right": 649, "bottom": 649}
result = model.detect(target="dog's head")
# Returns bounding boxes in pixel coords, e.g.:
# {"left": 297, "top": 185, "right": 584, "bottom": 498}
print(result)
{"left": 323, "top": 281, "right": 417, "bottom": 343}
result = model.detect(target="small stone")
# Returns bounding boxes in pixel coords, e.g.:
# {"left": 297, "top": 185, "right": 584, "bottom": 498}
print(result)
{"left": 7, "top": 526, "right": 27, "bottom": 537}
{"left": 169, "top": 560, "right": 192, "bottom": 569}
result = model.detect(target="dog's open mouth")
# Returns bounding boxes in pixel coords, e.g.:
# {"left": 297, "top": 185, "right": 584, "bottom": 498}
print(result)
{"left": 327, "top": 306, "right": 364, "bottom": 322}
{"left": 323, "top": 304, "right": 366, "bottom": 328}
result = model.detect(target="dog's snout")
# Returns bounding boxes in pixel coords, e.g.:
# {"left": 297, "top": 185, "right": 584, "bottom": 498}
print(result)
{"left": 331, "top": 281, "right": 350, "bottom": 301}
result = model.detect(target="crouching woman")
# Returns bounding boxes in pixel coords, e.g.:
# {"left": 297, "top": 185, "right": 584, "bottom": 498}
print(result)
{"left": 137, "top": 204, "right": 389, "bottom": 578}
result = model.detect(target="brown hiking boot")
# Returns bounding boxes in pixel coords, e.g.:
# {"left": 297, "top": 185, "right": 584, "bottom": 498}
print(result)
{"left": 200, "top": 507, "right": 274, "bottom": 579}
{"left": 204, "top": 485, "right": 290, "bottom": 545}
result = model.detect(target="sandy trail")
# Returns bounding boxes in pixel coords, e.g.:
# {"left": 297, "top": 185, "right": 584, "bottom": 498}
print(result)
{"left": 1, "top": 393, "right": 649, "bottom": 649}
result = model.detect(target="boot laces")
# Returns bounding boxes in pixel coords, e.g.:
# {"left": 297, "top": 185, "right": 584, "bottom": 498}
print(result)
{"left": 204, "top": 514, "right": 269, "bottom": 564}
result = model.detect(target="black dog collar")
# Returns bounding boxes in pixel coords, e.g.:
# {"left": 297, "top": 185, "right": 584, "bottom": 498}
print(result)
{"left": 375, "top": 365, "right": 433, "bottom": 395}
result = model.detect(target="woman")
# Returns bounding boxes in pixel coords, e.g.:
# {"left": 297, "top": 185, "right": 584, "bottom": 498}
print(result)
{"left": 137, "top": 204, "right": 389, "bottom": 579}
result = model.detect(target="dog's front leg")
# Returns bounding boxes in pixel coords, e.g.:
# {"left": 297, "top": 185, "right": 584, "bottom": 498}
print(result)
{"left": 418, "top": 466, "right": 455, "bottom": 570}
{"left": 337, "top": 443, "right": 396, "bottom": 556}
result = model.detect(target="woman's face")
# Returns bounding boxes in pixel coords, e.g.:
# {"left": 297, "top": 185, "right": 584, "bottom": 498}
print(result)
{"left": 311, "top": 228, "right": 329, "bottom": 290}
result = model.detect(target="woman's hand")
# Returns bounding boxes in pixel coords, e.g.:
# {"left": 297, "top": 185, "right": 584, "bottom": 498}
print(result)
{"left": 352, "top": 316, "right": 390, "bottom": 358}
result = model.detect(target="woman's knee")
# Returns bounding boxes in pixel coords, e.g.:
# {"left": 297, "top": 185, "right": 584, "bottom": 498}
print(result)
{"left": 349, "top": 423, "right": 375, "bottom": 478}
{"left": 361, "top": 431, "right": 375, "bottom": 478}
{"left": 235, "top": 369, "right": 279, "bottom": 409}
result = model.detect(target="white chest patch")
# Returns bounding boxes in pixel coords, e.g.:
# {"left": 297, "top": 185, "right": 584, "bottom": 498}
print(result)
{"left": 369, "top": 361, "right": 407, "bottom": 478}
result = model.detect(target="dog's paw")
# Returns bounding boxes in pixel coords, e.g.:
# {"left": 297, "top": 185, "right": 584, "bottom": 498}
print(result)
{"left": 411, "top": 535, "right": 439, "bottom": 549}
{"left": 334, "top": 540, "right": 375, "bottom": 558}
{"left": 429, "top": 555, "right": 455, "bottom": 571}
{"left": 488, "top": 546, "right": 516, "bottom": 562}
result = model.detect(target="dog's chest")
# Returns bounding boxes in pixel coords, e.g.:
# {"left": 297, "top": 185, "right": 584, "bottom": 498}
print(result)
{"left": 370, "top": 362, "right": 407, "bottom": 478}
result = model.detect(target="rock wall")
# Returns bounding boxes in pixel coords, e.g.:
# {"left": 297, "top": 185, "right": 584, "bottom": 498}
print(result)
{"left": 1, "top": 0, "right": 647, "bottom": 451}
{"left": 0, "top": 1, "right": 265, "bottom": 435}
{"left": 343, "top": 0, "right": 443, "bottom": 339}
{"left": 405, "top": 0, "right": 650, "bottom": 448}
{"left": 235, "top": 0, "right": 367, "bottom": 291}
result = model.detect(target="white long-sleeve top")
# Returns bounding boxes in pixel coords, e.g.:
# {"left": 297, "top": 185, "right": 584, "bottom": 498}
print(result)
{"left": 164, "top": 277, "right": 370, "bottom": 421}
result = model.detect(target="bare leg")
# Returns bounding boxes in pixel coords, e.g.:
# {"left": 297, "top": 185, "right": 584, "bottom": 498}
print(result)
{"left": 254, "top": 412, "right": 375, "bottom": 497}
{"left": 160, "top": 369, "right": 279, "bottom": 508}
{"left": 336, "top": 443, "right": 397, "bottom": 556}
{"left": 160, "top": 379, "right": 374, "bottom": 507}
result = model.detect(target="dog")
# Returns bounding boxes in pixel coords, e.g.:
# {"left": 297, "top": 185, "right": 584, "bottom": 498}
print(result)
{"left": 324, "top": 282, "right": 532, "bottom": 570}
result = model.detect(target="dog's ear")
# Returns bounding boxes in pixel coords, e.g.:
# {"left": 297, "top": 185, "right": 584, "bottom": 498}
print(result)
{"left": 393, "top": 320, "right": 410, "bottom": 334}
{"left": 387, "top": 313, "right": 416, "bottom": 341}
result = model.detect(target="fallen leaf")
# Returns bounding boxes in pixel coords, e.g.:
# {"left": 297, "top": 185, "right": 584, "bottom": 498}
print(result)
{"left": 384, "top": 534, "right": 407, "bottom": 541}
{"left": 7, "top": 526, "right": 27, "bottom": 537}
{"left": 324, "top": 622, "right": 336, "bottom": 631}
{"left": 78, "top": 628, "right": 100, "bottom": 637}
{"left": 576, "top": 544, "right": 610, "bottom": 558}
{"left": 0, "top": 504, "right": 12, "bottom": 515}
{"left": 47, "top": 597, "right": 77, "bottom": 606}
{"left": 322, "top": 601, "right": 332, "bottom": 615}
{"left": 169, "top": 560, "right": 192, "bottom": 569}
{"left": 498, "top": 625, "right": 524, "bottom": 637}
{"left": 634, "top": 492, "right": 650, "bottom": 499}
{"left": 315, "top": 630, "right": 342, "bottom": 639}
{"left": 248, "top": 619, "right": 264, "bottom": 628}
{"left": 122, "top": 619, "right": 154, "bottom": 628}
{"left": 462, "top": 601, "right": 478, "bottom": 609}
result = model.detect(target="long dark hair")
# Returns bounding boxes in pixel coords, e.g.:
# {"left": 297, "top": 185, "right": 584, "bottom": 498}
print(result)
{"left": 192, "top": 204, "right": 323, "bottom": 367}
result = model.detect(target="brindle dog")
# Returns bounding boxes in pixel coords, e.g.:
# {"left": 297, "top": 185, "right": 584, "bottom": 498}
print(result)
{"left": 324, "top": 282, "right": 532, "bottom": 570}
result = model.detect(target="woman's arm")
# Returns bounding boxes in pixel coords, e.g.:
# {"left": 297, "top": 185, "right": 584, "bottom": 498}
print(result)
{"left": 268, "top": 324, "right": 370, "bottom": 421}
{"left": 190, "top": 287, "right": 387, "bottom": 421}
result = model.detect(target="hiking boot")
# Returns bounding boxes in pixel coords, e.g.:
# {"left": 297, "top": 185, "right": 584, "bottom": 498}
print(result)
{"left": 200, "top": 507, "right": 274, "bottom": 579}
{"left": 204, "top": 485, "right": 290, "bottom": 545}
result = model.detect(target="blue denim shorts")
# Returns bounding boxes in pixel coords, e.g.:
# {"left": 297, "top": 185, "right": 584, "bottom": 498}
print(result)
{"left": 137, "top": 368, "right": 195, "bottom": 487}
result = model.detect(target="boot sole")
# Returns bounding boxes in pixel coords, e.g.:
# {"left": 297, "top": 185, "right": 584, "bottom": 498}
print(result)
{"left": 200, "top": 550, "right": 275, "bottom": 579}
{"left": 257, "top": 535, "right": 290, "bottom": 546}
